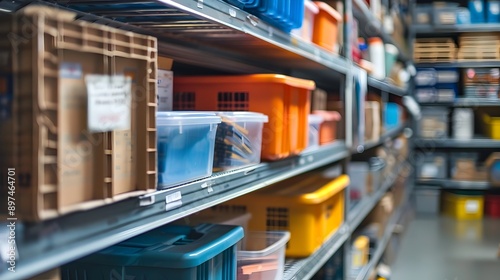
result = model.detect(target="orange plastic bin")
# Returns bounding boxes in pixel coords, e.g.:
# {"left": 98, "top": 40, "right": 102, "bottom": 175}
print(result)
{"left": 173, "top": 74, "right": 315, "bottom": 160}
{"left": 312, "top": 2, "right": 343, "bottom": 53}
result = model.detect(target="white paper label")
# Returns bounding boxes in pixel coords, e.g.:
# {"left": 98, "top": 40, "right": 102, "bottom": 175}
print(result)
{"left": 492, "top": 3, "right": 500, "bottom": 14}
{"left": 165, "top": 191, "right": 182, "bottom": 211}
{"left": 157, "top": 70, "right": 173, "bottom": 111}
{"left": 465, "top": 200, "right": 479, "bottom": 213}
{"left": 86, "top": 75, "right": 131, "bottom": 132}
{"left": 421, "top": 164, "right": 438, "bottom": 178}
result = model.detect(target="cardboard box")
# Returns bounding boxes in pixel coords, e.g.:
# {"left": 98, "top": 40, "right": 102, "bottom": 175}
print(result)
{"left": 364, "top": 192, "right": 394, "bottom": 238}
{"left": 0, "top": 6, "right": 157, "bottom": 221}
{"left": 312, "top": 88, "right": 327, "bottom": 111}
{"left": 365, "top": 101, "right": 381, "bottom": 142}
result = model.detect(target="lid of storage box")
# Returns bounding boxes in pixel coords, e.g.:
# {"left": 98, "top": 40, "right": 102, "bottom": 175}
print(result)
{"left": 308, "top": 114, "right": 324, "bottom": 125}
{"left": 174, "top": 74, "right": 316, "bottom": 90}
{"left": 312, "top": 110, "right": 341, "bottom": 121}
{"left": 80, "top": 224, "right": 244, "bottom": 268}
{"left": 305, "top": 0, "right": 320, "bottom": 14}
{"left": 314, "top": 2, "right": 342, "bottom": 22}
{"left": 238, "top": 231, "right": 291, "bottom": 258}
{"left": 156, "top": 112, "right": 221, "bottom": 126}
{"left": 215, "top": 112, "right": 269, "bottom": 123}
{"left": 254, "top": 173, "right": 349, "bottom": 204}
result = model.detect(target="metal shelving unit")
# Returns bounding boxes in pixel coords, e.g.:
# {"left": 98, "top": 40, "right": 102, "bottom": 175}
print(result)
{"left": 0, "top": 1, "right": 414, "bottom": 279}
{"left": 367, "top": 76, "right": 408, "bottom": 97}
{"left": 417, "top": 179, "right": 492, "bottom": 190}
{"left": 359, "top": 122, "right": 408, "bottom": 153}
{"left": 284, "top": 225, "right": 350, "bottom": 280}
{"left": 353, "top": 0, "right": 410, "bottom": 63}
{"left": 2, "top": 143, "right": 349, "bottom": 280}
{"left": 350, "top": 199, "right": 408, "bottom": 280}
{"left": 413, "top": 24, "right": 500, "bottom": 34}
{"left": 348, "top": 165, "right": 403, "bottom": 232}
{"left": 415, "top": 137, "right": 500, "bottom": 149}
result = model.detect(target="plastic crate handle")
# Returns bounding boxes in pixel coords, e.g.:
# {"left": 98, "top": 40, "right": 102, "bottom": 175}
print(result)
{"left": 298, "top": 174, "right": 349, "bottom": 204}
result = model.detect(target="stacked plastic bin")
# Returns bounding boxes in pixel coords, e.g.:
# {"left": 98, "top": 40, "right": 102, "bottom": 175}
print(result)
{"left": 173, "top": 74, "right": 315, "bottom": 160}
{"left": 415, "top": 68, "right": 459, "bottom": 103}
{"left": 63, "top": 224, "right": 244, "bottom": 280}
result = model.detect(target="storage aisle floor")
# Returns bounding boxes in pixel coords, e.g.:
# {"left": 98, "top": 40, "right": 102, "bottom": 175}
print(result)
{"left": 392, "top": 216, "right": 500, "bottom": 280}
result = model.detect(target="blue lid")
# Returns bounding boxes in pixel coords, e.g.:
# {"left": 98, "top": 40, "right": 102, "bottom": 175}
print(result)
{"left": 79, "top": 224, "right": 244, "bottom": 268}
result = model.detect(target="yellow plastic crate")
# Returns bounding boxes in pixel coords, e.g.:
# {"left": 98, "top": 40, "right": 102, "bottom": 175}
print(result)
{"left": 443, "top": 192, "right": 484, "bottom": 220}
{"left": 483, "top": 113, "right": 500, "bottom": 140}
{"left": 219, "top": 173, "right": 349, "bottom": 257}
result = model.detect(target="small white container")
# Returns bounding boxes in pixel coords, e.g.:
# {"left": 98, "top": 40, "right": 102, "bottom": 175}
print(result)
{"left": 453, "top": 108, "right": 474, "bottom": 140}
{"left": 237, "top": 231, "right": 291, "bottom": 280}
{"left": 292, "top": 0, "right": 319, "bottom": 42}
{"left": 368, "top": 37, "right": 386, "bottom": 80}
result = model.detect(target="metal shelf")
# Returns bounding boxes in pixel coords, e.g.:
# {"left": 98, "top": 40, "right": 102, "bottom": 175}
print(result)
{"left": 358, "top": 122, "right": 408, "bottom": 153}
{"left": 416, "top": 61, "right": 500, "bottom": 68}
{"left": 348, "top": 164, "right": 403, "bottom": 232}
{"left": 351, "top": 200, "right": 408, "bottom": 280}
{"left": 16, "top": 0, "right": 351, "bottom": 89}
{"left": 283, "top": 225, "right": 350, "bottom": 280}
{"left": 1, "top": 142, "right": 349, "bottom": 280}
{"left": 367, "top": 76, "right": 408, "bottom": 97}
{"left": 417, "top": 179, "right": 492, "bottom": 190}
{"left": 419, "top": 98, "right": 500, "bottom": 107}
{"left": 353, "top": 0, "right": 410, "bottom": 63}
{"left": 413, "top": 24, "right": 500, "bottom": 34}
{"left": 415, "top": 137, "right": 500, "bottom": 149}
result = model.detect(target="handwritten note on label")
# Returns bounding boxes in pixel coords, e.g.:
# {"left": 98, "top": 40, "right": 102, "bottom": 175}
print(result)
{"left": 86, "top": 75, "right": 131, "bottom": 132}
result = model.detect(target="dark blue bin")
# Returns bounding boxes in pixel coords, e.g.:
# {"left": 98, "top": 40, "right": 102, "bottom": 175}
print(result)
{"left": 62, "top": 224, "right": 244, "bottom": 280}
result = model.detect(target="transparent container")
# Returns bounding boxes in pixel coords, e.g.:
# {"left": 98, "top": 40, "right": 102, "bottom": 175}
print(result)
{"left": 306, "top": 114, "right": 324, "bottom": 150}
{"left": 418, "top": 108, "right": 449, "bottom": 139}
{"left": 157, "top": 112, "right": 221, "bottom": 188}
{"left": 213, "top": 112, "right": 268, "bottom": 172}
{"left": 237, "top": 231, "right": 291, "bottom": 280}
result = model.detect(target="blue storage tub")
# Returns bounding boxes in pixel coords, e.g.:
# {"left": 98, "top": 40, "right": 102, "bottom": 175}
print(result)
{"left": 157, "top": 112, "right": 221, "bottom": 188}
{"left": 470, "top": 0, "right": 486, "bottom": 23}
{"left": 225, "top": 0, "right": 260, "bottom": 9}
{"left": 384, "top": 103, "right": 401, "bottom": 129}
{"left": 416, "top": 68, "right": 438, "bottom": 87}
{"left": 457, "top": 8, "right": 472, "bottom": 24}
{"left": 63, "top": 224, "right": 244, "bottom": 280}
{"left": 436, "top": 83, "right": 458, "bottom": 102}
{"left": 487, "top": 1, "right": 500, "bottom": 22}
{"left": 248, "top": 0, "right": 304, "bottom": 32}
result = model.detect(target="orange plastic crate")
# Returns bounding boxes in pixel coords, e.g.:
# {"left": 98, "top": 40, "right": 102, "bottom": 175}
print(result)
{"left": 173, "top": 74, "right": 315, "bottom": 160}
{"left": 312, "top": 2, "right": 342, "bottom": 53}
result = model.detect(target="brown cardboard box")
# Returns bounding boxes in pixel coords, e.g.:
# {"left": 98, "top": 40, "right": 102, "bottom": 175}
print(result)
{"left": 364, "top": 192, "right": 394, "bottom": 238}
{"left": 452, "top": 159, "right": 476, "bottom": 181}
{"left": 365, "top": 101, "right": 381, "bottom": 142}
{"left": 0, "top": 6, "right": 157, "bottom": 220}
{"left": 311, "top": 88, "right": 327, "bottom": 111}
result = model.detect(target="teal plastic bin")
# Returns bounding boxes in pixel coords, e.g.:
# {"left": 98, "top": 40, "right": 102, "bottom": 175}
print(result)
{"left": 62, "top": 224, "right": 244, "bottom": 280}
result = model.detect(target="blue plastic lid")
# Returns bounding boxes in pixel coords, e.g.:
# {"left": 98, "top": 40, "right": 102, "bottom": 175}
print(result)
{"left": 157, "top": 112, "right": 221, "bottom": 126}
{"left": 79, "top": 224, "right": 244, "bottom": 268}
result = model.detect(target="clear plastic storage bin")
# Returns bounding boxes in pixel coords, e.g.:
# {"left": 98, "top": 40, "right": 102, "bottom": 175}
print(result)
{"left": 63, "top": 224, "right": 244, "bottom": 280}
{"left": 418, "top": 108, "right": 449, "bottom": 139}
{"left": 213, "top": 112, "right": 268, "bottom": 171}
{"left": 157, "top": 112, "right": 221, "bottom": 188}
{"left": 237, "top": 231, "right": 291, "bottom": 280}
{"left": 307, "top": 114, "right": 324, "bottom": 150}
{"left": 417, "top": 153, "right": 448, "bottom": 179}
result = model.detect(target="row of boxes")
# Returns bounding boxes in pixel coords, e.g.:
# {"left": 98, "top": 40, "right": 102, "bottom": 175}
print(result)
{"left": 415, "top": 190, "right": 500, "bottom": 219}
{"left": 419, "top": 107, "right": 500, "bottom": 140}
{"left": 414, "top": 1, "right": 500, "bottom": 26}
{"left": 415, "top": 67, "right": 500, "bottom": 103}
{"left": 416, "top": 152, "right": 500, "bottom": 186}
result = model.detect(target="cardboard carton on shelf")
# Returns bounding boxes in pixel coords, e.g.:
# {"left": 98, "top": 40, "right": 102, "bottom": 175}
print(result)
{"left": 0, "top": 5, "right": 158, "bottom": 221}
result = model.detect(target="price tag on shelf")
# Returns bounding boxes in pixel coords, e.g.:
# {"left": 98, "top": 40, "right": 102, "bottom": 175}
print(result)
{"left": 86, "top": 75, "right": 131, "bottom": 133}
{"left": 165, "top": 191, "right": 183, "bottom": 211}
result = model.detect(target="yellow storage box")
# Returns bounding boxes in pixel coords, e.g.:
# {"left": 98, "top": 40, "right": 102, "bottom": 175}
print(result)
{"left": 443, "top": 192, "right": 484, "bottom": 220}
{"left": 219, "top": 172, "right": 349, "bottom": 257}
{"left": 482, "top": 113, "right": 500, "bottom": 140}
